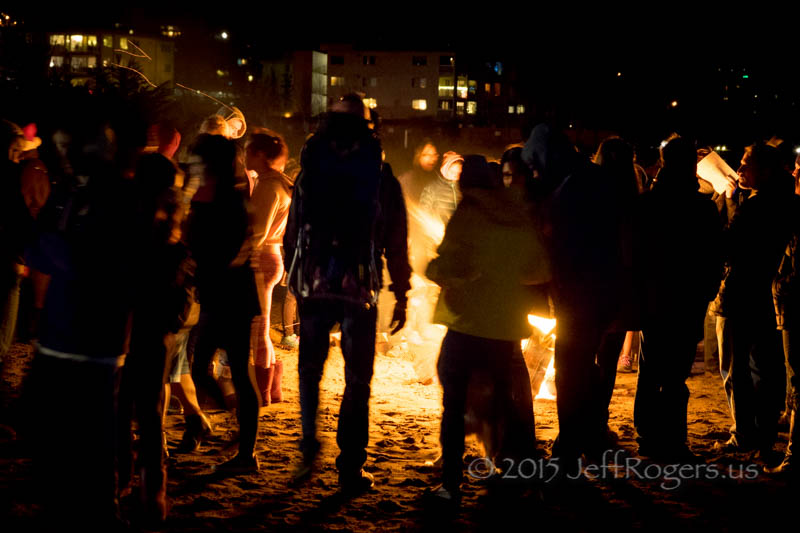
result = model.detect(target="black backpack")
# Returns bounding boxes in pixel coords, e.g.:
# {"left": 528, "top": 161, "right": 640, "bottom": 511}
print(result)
{"left": 286, "top": 116, "right": 383, "bottom": 309}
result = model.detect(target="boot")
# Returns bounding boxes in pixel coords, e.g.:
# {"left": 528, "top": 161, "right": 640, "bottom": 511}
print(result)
{"left": 255, "top": 365, "right": 275, "bottom": 407}
{"left": 765, "top": 408, "right": 796, "bottom": 475}
{"left": 175, "top": 413, "right": 213, "bottom": 454}
{"left": 270, "top": 360, "right": 284, "bottom": 403}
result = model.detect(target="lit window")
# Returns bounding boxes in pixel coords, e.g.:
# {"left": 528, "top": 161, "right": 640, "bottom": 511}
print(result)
{"left": 102, "top": 35, "right": 112, "bottom": 47}
{"left": 87, "top": 56, "right": 97, "bottom": 68}
{"left": 412, "top": 99, "right": 427, "bottom": 111}
{"left": 49, "top": 35, "right": 65, "bottom": 46}
{"left": 247, "top": 74, "right": 254, "bottom": 82}
{"left": 119, "top": 37, "right": 128, "bottom": 50}
{"left": 456, "top": 76, "right": 468, "bottom": 99}
{"left": 69, "top": 35, "right": 86, "bottom": 52}
{"left": 102, "top": 59, "right": 108, "bottom": 67}
{"left": 468, "top": 80, "right": 476, "bottom": 96}
{"left": 331, "top": 76, "right": 345, "bottom": 86}
{"left": 508, "top": 106, "right": 515, "bottom": 114}
{"left": 493, "top": 62, "right": 503, "bottom": 75}
{"left": 456, "top": 101, "right": 465, "bottom": 115}
{"left": 467, "top": 101, "right": 477, "bottom": 114}
{"left": 484, "top": 83, "right": 490, "bottom": 93}
{"left": 87, "top": 35, "right": 98, "bottom": 47}
{"left": 70, "top": 56, "right": 89, "bottom": 70}
{"left": 420, "top": 77, "right": 426, "bottom": 88}
{"left": 438, "top": 100, "right": 452, "bottom": 110}
{"left": 49, "top": 56, "right": 64, "bottom": 67}
{"left": 363, "top": 98, "right": 377, "bottom": 109}
{"left": 237, "top": 58, "right": 247, "bottom": 66}
{"left": 494, "top": 83, "right": 501, "bottom": 97}
{"left": 412, "top": 55, "right": 427, "bottom": 66}
{"left": 438, "top": 76, "right": 454, "bottom": 98}
{"left": 516, "top": 104, "right": 525, "bottom": 114}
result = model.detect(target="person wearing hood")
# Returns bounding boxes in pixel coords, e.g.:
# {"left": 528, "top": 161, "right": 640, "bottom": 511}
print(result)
{"left": 632, "top": 136, "right": 723, "bottom": 461}
{"left": 425, "top": 155, "right": 551, "bottom": 506}
{"left": 523, "top": 124, "right": 635, "bottom": 471}
{"left": 420, "top": 150, "right": 463, "bottom": 226}
{"left": 283, "top": 94, "right": 411, "bottom": 494}
{"left": 247, "top": 131, "right": 293, "bottom": 406}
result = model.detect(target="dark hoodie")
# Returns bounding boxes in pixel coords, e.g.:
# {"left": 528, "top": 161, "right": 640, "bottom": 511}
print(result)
{"left": 284, "top": 112, "right": 410, "bottom": 306}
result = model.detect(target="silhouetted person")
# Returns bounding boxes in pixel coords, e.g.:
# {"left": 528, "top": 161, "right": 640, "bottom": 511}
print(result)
{"left": 185, "top": 134, "right": 262, "bottom": 473}
{"left": 712, "top": 143, "right": 795, "bottom": 455}
{"left": 284, "top": 94, "right": 410, "bottom": 494}
{"left": 633, "top": 137, "right": 722, "bottom": 461}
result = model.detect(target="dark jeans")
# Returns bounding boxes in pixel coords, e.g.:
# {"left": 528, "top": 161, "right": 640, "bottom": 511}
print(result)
{"left": 717, "top": 314, "right": 786, "bottom": 448}
{"left": 634, "top": 324, "right": 698, "bottom": 450}
{"left": 552, "top": 299, "right": 623, "bottom": 460}
{"left": 118, "top": 327, "right": 182, "bottom": 497}
{"left": 298, "top": 300, "right": 377, "bottom": 476}
{"left": 28, "top": 351, "right": 123, "bottom": 525}
{"left": 437, "top": 330, "right": 534, "bottom": 490}
{"left": 191, "top": 305, "right": 259, "bottom": 456}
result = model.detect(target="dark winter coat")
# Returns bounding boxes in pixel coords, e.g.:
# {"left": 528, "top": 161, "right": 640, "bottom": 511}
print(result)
{"left": 634, "top": 181, "right": 723, "bottom": 339}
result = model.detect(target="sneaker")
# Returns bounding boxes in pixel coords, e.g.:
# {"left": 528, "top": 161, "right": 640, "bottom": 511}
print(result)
{"left": 212, "top": 453, "right": 260, "bottom": 475}
{"left": 339, "top": 469, "right": 375, "bottom": 496}
{"left": 713, "top": 436, "right": 756, "bottom": 454}
{"left": 425, "top": 484, "right": 461, "bottom": 509}
{"left": 281, "top": 334, "right": 299, "bottom": 349}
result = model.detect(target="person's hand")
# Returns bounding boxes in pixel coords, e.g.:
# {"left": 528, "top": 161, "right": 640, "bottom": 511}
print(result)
{"left": 390, "top": 303, "right": 407, "bottom": 335}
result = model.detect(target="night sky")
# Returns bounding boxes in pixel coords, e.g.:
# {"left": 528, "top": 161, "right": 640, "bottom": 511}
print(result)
{"left": 7, "top": 4, "right": 800, "bottom": 147}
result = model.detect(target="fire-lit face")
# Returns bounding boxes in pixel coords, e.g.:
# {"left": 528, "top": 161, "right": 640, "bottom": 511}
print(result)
{"left": 502, "top": 162, "right": 514, "bottom": 187}
{"left": 737, "top": 150, "right": 757, "bottom": 190}
{"left": 418, "top": 144, "right": 438, "bottom": 172}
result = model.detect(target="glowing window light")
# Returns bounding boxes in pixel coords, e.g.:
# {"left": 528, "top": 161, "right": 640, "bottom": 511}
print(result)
{"left": 247, "top": 74, "right": 254, "bottom": 82}
{"left": 119, "top": 37, "right": 128, "bottom": 50}
{"left": 363, "top": 98, "right": 377, "bottom": 109}
{"left": 412, "top": 99, "right": 427, "bottom": 111}
{"left": 466, "top": 101, "right": 477, "bottom": 114}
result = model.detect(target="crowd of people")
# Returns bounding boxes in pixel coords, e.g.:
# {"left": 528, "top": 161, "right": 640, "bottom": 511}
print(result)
{"left": 2, "top": 91, "right": 800, "bottom": 528}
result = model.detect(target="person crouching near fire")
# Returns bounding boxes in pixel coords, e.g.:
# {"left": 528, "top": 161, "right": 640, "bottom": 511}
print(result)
{"left": 425, "top": 154, "right": 551, "bottom": 507}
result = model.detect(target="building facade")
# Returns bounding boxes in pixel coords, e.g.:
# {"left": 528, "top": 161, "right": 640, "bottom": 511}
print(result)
{"left": 47, "top": 31, "right": 175, "bottom": 87}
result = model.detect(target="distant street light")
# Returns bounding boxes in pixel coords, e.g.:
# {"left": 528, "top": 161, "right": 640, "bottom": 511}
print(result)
{"left": 221, "top": 31, "right": 228, "bottom": 40}
{"left": 671, "top": 100, "right": 678, "bottom": 108}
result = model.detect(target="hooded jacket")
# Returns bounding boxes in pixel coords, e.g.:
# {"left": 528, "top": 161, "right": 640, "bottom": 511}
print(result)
{"left": 426, "top": 187, "right": 551, "bottom": 341}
